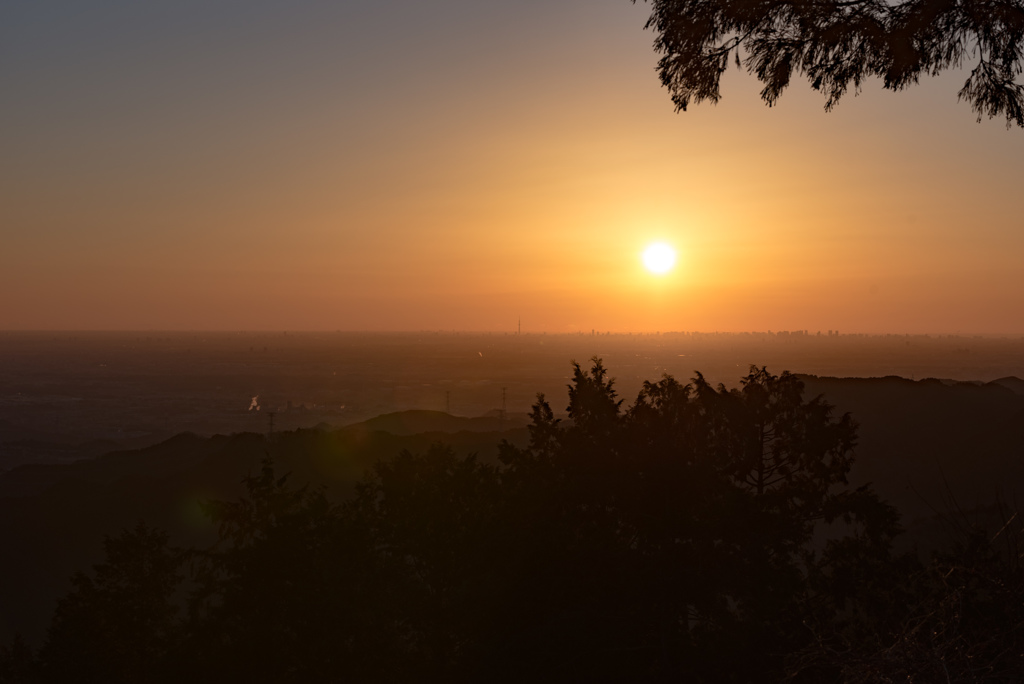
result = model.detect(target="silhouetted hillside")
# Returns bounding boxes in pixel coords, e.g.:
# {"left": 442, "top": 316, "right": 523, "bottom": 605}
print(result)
{"left": 801, "top": 375, "right": 1024, "bottom": 533}
{"left": 0, "top": 414, "right": 528, "bottom": 646}
{"left": 344, "top": 409, "right": 529, "bottom": 435}
{"left": 990, "top": 375, "right": 1024, "bottom": 395}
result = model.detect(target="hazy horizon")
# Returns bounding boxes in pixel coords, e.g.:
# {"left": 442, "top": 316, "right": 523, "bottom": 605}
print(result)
{"left": 3, "top": 328, "right": 1024, "bottom": 337}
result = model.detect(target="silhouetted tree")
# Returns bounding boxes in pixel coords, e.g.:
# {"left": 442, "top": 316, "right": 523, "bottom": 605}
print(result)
{"left": 186, "top": 460, "right": 394, "bottom": 682}
{"left": 348, "top": 444, "right": 506, "bottom": 680}
{"left": 36, "top": 524, "right": 183, "bottom": 684}
{"left": 497, "top": 360, "right": 905, "bottom": 681}
{"left": 0, "top": 635, "right": 36, "bottom": 684}
{"left": 638, "top": 0, "right": 1024, "bottom": 126}
{"left": 792, "top": 525, "right": 1024, "bottom": 682}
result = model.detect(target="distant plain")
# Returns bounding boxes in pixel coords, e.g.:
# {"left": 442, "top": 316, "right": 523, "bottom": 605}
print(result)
{"left": 3, "top": 330, "right": 1023, "bottom": 470}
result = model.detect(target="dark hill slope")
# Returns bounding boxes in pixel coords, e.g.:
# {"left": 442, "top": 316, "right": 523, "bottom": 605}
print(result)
{"left": 800, "top": 375, "right": 1024, "bottom": 523}
{"left": 0, "top": 415, "right": 528, "bottom": 646}
{"left": 346, "top": 409, "right": 529, "bottom": 435}
{"left": 990, "top": 375, "right": 1024, "bottom": 395}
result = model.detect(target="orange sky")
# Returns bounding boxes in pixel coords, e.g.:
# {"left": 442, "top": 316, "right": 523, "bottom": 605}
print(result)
{"left": 2, "top": 0, "right": 1022, "bottom": 333}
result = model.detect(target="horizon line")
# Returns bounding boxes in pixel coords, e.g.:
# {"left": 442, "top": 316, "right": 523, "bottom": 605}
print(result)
{"left": 2, "top": 329, "right": 1024, "bottom": 338}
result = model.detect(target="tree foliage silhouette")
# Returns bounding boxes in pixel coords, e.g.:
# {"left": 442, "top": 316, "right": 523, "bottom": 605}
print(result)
{"left": 36, "top": 524, "right": 183, "bottom": 684}
{"left": 790, "top": 513, "right": 1024, "bottom": 682}
{"left": 186, "top": 460, "right": 397, "bottom": 682}
{"left": 0, "top": 635, "right": 35, "bottom": 684}
{"left": 638, "top": 0, "right": 1024, "bottom": 127}
{"left": 495, "top": 360, "right": 905, "bottom": 681}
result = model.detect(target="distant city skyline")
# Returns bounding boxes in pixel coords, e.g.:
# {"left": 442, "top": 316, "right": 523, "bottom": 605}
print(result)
{"left": 3, "top": 0, "right": 1023, "bottom": 334}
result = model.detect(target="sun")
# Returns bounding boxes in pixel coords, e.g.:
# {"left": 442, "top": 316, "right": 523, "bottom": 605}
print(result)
{"left": 642, "top": 242, "right": 676, "bottom": 275}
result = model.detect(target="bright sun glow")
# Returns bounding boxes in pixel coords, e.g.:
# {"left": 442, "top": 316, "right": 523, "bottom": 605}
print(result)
{"left": 642, "top": 242, "right": 677, "bottom": 274}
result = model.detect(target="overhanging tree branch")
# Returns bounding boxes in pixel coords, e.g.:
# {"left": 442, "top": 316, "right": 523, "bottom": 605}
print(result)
{"left": 636, "top": 0, "right": 1024, "bottom": 127}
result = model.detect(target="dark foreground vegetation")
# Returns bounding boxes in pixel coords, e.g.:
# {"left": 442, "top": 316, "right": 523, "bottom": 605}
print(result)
{"left": 2, "top": 362, "right": 1022, "bottom": 683}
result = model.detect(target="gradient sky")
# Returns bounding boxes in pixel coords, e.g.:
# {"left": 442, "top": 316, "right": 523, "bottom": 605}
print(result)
{"left": 2, "top": 0, "right": 1022, "bottom": 333}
